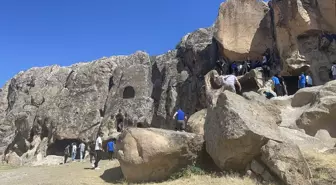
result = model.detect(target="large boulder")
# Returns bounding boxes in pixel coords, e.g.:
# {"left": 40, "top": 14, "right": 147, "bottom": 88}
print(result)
{"left": 272, "top": 0, "right": 336, "bottom": 85}
{"left": 296, "top": 81, "right": 336, "bottom": 137}
{"left": 261, "top": 140, "right": 312, "bottom": 185}
{"left": 279, "top": 127, "right": 334, "bottom": 152}
{"left": 116, "top": 128, "right": 204, "bottom": 183}
{"left": 205, "top": 91, "right": 283, "bottom": 171}
{"left": 186, "top": 109, "right": 207, "bottom": 135}
{"left": 214, "top": 0, "right": 273, "bottom": 61}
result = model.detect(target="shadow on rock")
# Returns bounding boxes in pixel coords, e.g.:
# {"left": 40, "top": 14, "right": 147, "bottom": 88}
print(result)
{"left": 100, "top": 166, "right": 124, "bottom": 183}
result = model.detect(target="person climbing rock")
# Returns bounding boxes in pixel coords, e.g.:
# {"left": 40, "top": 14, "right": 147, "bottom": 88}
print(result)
{"left": 173, "top": 108, "right": 187, "bottom": 132}
{"left": 94, "top": 132, "right": 104, "bottom": 170}
{"left": 79, "top": 142, "right": 85, "bottom": 162}
{"left": 116, "top": 109, "right": 124, "bottom": 132}
{"left": 298, "top": 72, "right": 306, "bottom": 89}
{"left": 220, "top": 74, "right": 242, "bottom": 94}
{"left": 64, "top": 144, "right": 70, "bottom": 164}
{"left": 71, "top": 143, "right": 77, "bottom": 161}
{"left": 272, "top": 74, "right": 282, "bottom": 96}
{"left": 262, "top": 55, "right": 271, "bottom": 80}
{"left": 106, "top": 139, "right": 115, "bottom": 161}
{"left": 332, "top": 62, "right": 336, "bottom": 80}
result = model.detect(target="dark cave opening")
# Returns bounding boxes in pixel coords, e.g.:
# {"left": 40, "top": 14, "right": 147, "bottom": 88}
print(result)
{"left": 282, "top": 76, "right": 300, "bottom": 95}
{"left": 46, "top": 139, "right": 82, "bottom": 158}
{"left": 123, "top": 86, "right": 135, "bottom": 99}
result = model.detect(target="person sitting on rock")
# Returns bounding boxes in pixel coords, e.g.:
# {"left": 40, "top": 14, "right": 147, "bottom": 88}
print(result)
{"left": 116, "top": 109, "right": 124, "bottom": 132}
{"left": 64, "top": 144, "right": 70, "bottom": 164}
{"left": 272, "top": 74, "right": 282, "bottom": 96}
{"left": 298, "top": 72, "right": 306, "bottom": 89}
{"left": 220, "top": 73, "right": 242, "bottom": 94}
{"left": 173, "top": 108, "right": 187, "bottom": 132}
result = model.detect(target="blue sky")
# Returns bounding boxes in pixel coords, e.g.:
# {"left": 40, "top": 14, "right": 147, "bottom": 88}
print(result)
{"left": 0, "top": 0, "right": 224, "bottom": 86}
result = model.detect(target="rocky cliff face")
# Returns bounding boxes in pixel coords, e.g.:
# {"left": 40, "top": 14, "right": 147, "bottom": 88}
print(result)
{"left": 1, "top": 0, "right": 336, "bottom": 166}
{"left": 0, "top": 27, "right": 217, "bottom": 160}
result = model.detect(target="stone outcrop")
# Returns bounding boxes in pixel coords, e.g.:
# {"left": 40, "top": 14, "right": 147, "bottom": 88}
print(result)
{"left": 261, "top": 140, "right": 312, "bottom": 185}
{"left": 116, "top": 128, "right": 204, "bottom": 183}
{"left": 186, "top": 109, "right": 206, "bottom": 135}
{"left": 215, "top": 0, "right": 274, "bottom": 61}
{"left": 204, "top": 91, "right": 282, "bottom": 171}
{"left": 151, "top": 27, "right": 217, "bottom": 129}
{"left": 295, "top": 81, "right": 336, "bottom": 137}
{"left": 0, "top": 26, "right": 218, "bottom": 164}
{"left": 272, "top": 0, "right": 336, "bottom": 85}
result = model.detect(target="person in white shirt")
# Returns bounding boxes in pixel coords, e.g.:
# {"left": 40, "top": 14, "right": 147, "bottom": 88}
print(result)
{"left": 332, "top": 63, "right": 336, "bottom": 80}
{"left": 220, "top": 74, "right": 242, "bottom": 93}
{"left": 79, "top": 142, "right": 86, "bottom": 162}
{"left": 94, "top": 132, "right": 104, "bottom": 170}
{"left": 71, "top": 143, "right": 77, "bottom": 161}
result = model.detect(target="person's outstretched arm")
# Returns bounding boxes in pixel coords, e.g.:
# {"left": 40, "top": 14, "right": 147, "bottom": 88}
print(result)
{"left": 173, "top": 112, "right": 177, "bottom": 119}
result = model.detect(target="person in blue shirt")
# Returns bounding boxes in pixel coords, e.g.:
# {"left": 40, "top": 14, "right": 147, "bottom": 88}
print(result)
{"left": 106, "top": 140, "right": 115, "bottom": 161}
{"left": 173, "top": 108, "right": 187, "bottom": 132}
{"left": 272, "top": 74, "right": 282, "bottom": 96}
{"left": 298, "top": 72, "right": 306, "bottom": 89}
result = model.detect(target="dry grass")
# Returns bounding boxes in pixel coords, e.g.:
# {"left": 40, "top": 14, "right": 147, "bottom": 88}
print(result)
{"left": 303, "top": 150, "right": 336, "bottom": 169}
{"left": 303, "top": 150, "right": 336, "bottom": 182}
{"left": 138, "top": 174, "right": 259, "bottom": 185}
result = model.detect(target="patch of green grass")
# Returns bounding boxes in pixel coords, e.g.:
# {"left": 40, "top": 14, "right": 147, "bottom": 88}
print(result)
{"left": 169, "top": 165, "right": 206, "bottom": 180}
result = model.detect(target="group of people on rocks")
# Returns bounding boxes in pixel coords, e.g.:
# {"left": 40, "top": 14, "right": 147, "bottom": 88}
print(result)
{"left": 216, "top": 49, "right": 272, "bottom": 78}
{"left": 63, "top": 134, "right": 115, "bottom": 170}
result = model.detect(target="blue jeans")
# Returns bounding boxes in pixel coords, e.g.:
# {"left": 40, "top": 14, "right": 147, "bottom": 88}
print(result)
{"left": 80, "top": 151, "right": 85, "bottom": 160}
{"left": 72, "top": 152, "right": 76, "bottom": 161}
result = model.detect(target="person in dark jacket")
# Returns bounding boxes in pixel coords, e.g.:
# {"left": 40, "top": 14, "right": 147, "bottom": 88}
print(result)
{"left": 64, "top": 145, "right": 70, "bottom": 164}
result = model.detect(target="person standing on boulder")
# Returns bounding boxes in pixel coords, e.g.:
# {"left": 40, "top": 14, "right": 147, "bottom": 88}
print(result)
{"left": 64, "top": 144, "right": 70, "bottom": 164}
{"left": 79, "top": 142, "right": 86, "bottom": 162}
{"left": 298, "top": 72, "right": 306, "bottom": 89}
{"left": 94, "top": 132, "right": 104, "bottom": 170}
{"left": 173, "top": 108, "right": 187, "bottom": 132}
{"left": 106, "top": 139, "right": 115, "bottom": 161}
{"left": 71, "top": 143, "right": 77, "bottom": 161}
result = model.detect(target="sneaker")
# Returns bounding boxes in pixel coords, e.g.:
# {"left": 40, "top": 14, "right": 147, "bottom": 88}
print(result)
{"left": 94, "top": 167, "right": 101, "bottom": 170}
{"left": 91, "top": 163, "right": 95, "bottom": 168}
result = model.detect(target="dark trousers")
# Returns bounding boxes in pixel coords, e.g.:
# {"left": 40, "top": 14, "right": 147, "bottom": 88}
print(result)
{"left": 108, "top": 151, "right": 114, "bottom": 160}
{"left": 94, "top": 150, "right": 102, "bottom": 168}
{"left": 64, "top": 154, "right": 68, "bottom": 164}
{"left": 175, "top": 120, "right": 185, "bottom": 131}
{"left": 275, "top": 84, "right": 282, "bottom": 96}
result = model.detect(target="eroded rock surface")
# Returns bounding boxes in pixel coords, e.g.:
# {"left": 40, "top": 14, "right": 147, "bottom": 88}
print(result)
{"left": 205, "top": 91, "right": 282, "bottom": 170}
{"left": 116, "top": 128, "right": 204, "bottom": 183}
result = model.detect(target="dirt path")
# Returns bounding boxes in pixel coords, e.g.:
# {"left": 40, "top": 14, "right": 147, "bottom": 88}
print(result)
{"left": 0, "top": 160, "right": 124, "bottom": 185}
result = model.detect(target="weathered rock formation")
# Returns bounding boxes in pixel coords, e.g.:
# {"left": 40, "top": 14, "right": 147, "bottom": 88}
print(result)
{"left": 116, "top": 128, "right": 204, "bottom": 183}
{"left": 215, "top": 0, "right": 274, "bottom": 61}
{"left": 204, "top": 91, "right": 283, "bottom": 170}
{"left": 272, "top": 0, "right": 336, "bottom": 85}
{"left": 185, "top": 109, "right": 206, "bottom": 135}
{"left": 261, "top": 140, "right": 312, "bottom": 185}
